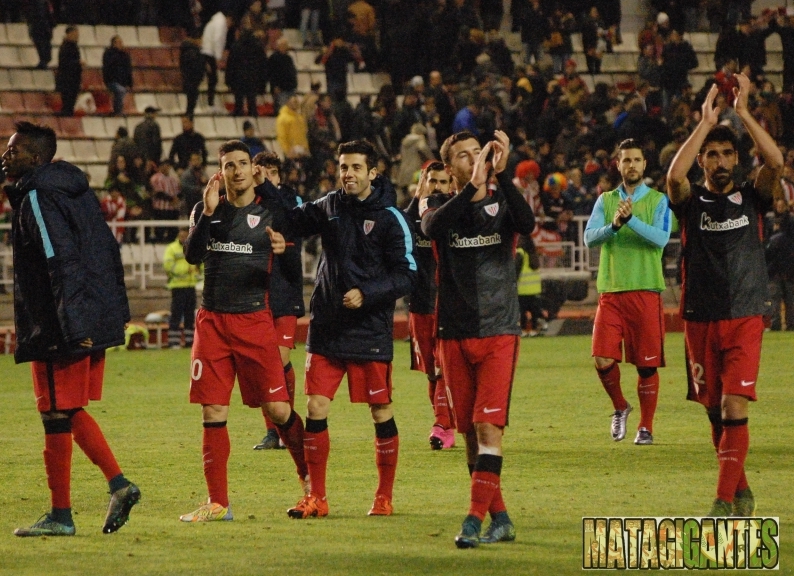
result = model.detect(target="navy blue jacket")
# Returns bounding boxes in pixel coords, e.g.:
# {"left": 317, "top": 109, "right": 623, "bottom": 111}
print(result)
{"left": 257, "top": 175, "right": 415, "bottom": 362}
{"left": 10, "top": 161, "right": 130, "bottom": 363}
{"left": 267, "top": 185, "right": 305, "bottom": 319}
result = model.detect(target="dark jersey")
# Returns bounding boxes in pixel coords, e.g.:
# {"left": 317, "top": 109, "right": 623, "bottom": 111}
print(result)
{"left": 421, "top": 172, "right": 535, "bottom": 339}
{"left": 268, "top": 185, "right": 305, "bottom": 319}
{"left": 185, "top": 194, "right": 284, "bottom": 314}
{"left": 671, "top": 181, "right": 771, "bottom": 321}
{"left": 405, "top": 196, "right": 438, "bottom": 315}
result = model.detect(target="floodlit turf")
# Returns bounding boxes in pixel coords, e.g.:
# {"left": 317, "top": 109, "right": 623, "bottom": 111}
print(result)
{"left": 0, "top": 333, "right": 791, "bottom": 575}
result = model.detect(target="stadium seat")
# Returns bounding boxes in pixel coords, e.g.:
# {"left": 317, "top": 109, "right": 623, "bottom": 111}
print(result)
{"left": 82, "top": 116, "right": 107, "bottom": 138}
{"left": 5, "top": 23, "right": 30, "bottom": 45}
{"left": 104, "top": 116, "right": 128, "bottom": 138}
{"left": 297, "top": 72, "right": 314, "bottom": 92}
{"left": 21, "top": 92, "right": 50, "bottom": 113}
{"left": 767, "top": 52, "right": 784, "bottom": 73}
{"left": 346, "top": 94, "right": 360, "bottom": 107}
{"left": 95, "top": 26, "right": 118, "bottom": 48}
{"left": 504, "top": 32, "right": 522, "bottom": 53}
{"left": 82, "top": 68, "right": 104, "bottom": 91}
{"left": 157, "top": 116, "right": 178, "bottom": 138}
{"left": 270, "top": 139, "right": 285, "bottom": 160}
{"left": 58, "top": 117, "right": 84, "bottom": 137}
{"left": 77, "top": 25, "right": 99, "bottom": 47}
{"left": 55, "top": 139, "right": 76, "bottom": 162}
{"left": 0, "top": 92, "right": 25, "bottom": 113}
{"left": 53, "top": 24, "right": 67, "bottom": 43}
{"left": 612, "top": 32, "right": 638, "bottom": 53}
{"left": 570, "top": 53, "right": 587, "bottom": 70}
{"left": 0, "top": 70, "right": 12, "bottom": 91}
{"left": 570, "top": 33, "right": 583, "bottom": 53}
{"left": 160, "top": 70, "right": 181, "bottom": 91}
{"left": 282, "top": 29, "right": 302, "bottom": 48}
{"left": 72, "top": 139, "right": 99, "bottom": 162}
{"left": 133, "top": 92, "right": 159, "bottom": 112}
{"left": 130, "top": 48, "right": 154, "bottom": 67}
{"left": 83, "top": 46, "right": 104, "bottom": 68}
{"left": 85, "top": 163, "right": 107, "bottom": 188}
{"left": 350, "top": 73, "right": 377, "bottom": 94}
{"left": 214, "top": 116, "right": 237, "bottom": 138}
{"left": 32, "top": 70, "right": 55, "bottom": 91}
{"left": 137, "top": 26, "right": 162, "bottom": 47}
{"left": 0, "top": 23, "right": 7, "bottom": 44}
{"left": 294, "top": 50, "right": 323, "bottom": 72}
{"left": 155, "top": 92, "right": 184, "bottom": 114}
{"left": 18, "top": 46, "right": 39, "bottom": 67}
{"left": 0, "top": 115, "right": 15, "bottom": 138}
{"left": 686, "top": 33, "right": 711, "bottom": 52}
{"left": 765, "top": 35, "right": 783, "bottom": 52}
{"left": 0, "top": 46, "right": 20, "bottom": 67}
{"left": 695, "top": 53, "right": 714, "bottom": 73}
{"left": 95, "top": 139, "right": 113, "bottom": 163}
{"left": 159, "top": 27, "right": 186, "bottom": 45}
{"left": 256, "top": 116, "right": 277, "bottom": 138}
{"left": 116, "top": 26, "right": 140, "bottom": 47}
{"left": 150, "top": 48, "right": 177, "bottom": 68}
{"left": 10, "top": 69, "right": 35, "bottom": 90}
{"left": 194, "top": 117, "right": 217, "bottom": 138}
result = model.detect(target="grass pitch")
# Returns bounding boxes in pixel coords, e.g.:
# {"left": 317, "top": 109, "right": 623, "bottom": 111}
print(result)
{"left": 0, "top": 333, "right": 792, "bottom": 576}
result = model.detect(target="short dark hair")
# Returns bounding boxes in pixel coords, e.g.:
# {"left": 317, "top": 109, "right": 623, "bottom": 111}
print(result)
{"left": 700, "top": 125, "right": 738, "bottom": 153}
{"left": 618, "top": 138, "right": 644, "bottom": 156}
{"left": 337, "top": 140, "right": 378, "bottom": 171}
{"left": 218, "top": 140, "right": 251, "bottom": 162}
{"left": 425, "top": 161, "right": 445, "bottom": 173}
{"left": 440, "top": 131, "right": 478, "bottom": 165}
{"left": 65, "top": 25, "right": 77, "bottom": 35}
{"left": 253, "top": 150, "right": 282, "bottom": 170}
{"left": 14, "top": 121, "right": 57, "bottom": 164}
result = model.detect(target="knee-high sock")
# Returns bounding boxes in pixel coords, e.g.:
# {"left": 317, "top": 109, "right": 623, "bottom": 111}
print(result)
{"left": 304, "top": 418, "right": 330, "bottom": 499}
{"left": 637, "top": 371, "right": 659, "bottom": 432}
{"left": 374, "top": 418, "right": 399, "bottom": 499}
{"left": 469, "top": 454, "right": 502, "bottom": 521}
{"left": 433, "top": 376, "right": 454, "bottom": 430}
{"left": 468, "top": 461, "right": 506, "bottom": 516}
{"left": 709, "top": 412, "right": 748, "bottom": 493}
{"left": 717, "top": 419, "right": 749, "bottom": 503}
{"left": 71, "top": 409, "right": 122, "bottom": 482}
{"left": 597, "top": 362, "right": 628, "bottom": 411}
{"left": 276, "top": 410, "right": 309, "bottom": 479}
{"left": 43, "top": 417, "right": 73, "bottom": 510}
{"left": 203, "top": 422, "right": 230, "bottom": 507}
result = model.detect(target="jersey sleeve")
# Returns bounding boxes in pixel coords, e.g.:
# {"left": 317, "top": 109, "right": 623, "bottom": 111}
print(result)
{"left": 583, "top": 194, "right": 617, "bottom": 247}
{"left": 184, "top": 201, "right": 211, "bottom": 265}
{"left": 624, "top": 195, "right": 672, "bottom": 248}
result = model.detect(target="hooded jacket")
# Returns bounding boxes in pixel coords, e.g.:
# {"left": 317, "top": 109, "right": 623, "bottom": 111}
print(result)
{"left": 257, "top": 175, "right": 415, "bottom": 361}
{"left": 10, "top": 161, "right": 129, "bottom": 363}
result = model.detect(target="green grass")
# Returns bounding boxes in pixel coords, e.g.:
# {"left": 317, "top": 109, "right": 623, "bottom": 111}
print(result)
{"left": 0, "top": 333, "right": 792, "bottom": 575}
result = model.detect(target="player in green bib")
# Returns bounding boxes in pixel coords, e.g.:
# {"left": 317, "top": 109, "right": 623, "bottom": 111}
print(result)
{"left": 584, "top": 139, "right": 673, "bottom": 445}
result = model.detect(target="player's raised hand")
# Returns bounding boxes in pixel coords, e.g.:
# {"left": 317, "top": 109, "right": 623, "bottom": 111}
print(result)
{"left": 343, "top": 287, "right": 364, "bottom": 309}
{"left": 471, "top": 141, "right": 494, "bottom": 188}
{"left": 203, "top": 173, "right": 221, "bottom": 216}
{"left": 701, "top": 84, "right": 721, "bottom": 127}
{"left": 266, "top": 226, "right": 286, "bottom": 254}
{"left": 492, "top": 130, "right": 510, "bottom": 174}
{"left": 252, "top": 164, "right": 266, "bottom": 186}
{"left": 415, "top": 170, "right": 430, "bottom": 199}
{"left": 732, "top": 73, "right": 752, "bottom": 117}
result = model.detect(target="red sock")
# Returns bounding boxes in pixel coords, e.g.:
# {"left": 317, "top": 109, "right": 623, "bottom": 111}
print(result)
{"left": 71, "top": 409, "right": 122, "bottom": 481}
{"left": 44, "top": 432, "right": 72, "bottom": 509}
{"left": 276, "top": 411, "right": 309, "bottom": 479}
{"left": 597, "top": 362, "right": 628, "bottom": 411}
{"left": 203, "top": 423, "right": 230, "bottom": 507}
{"left": 427, "top": 380, "right": 435, "bottom": 405}
{"left": 433, "top": 376, "right": 453, "bottom": 429}
{"left": 285, "top": 363, "right": 296, "bottom": 411}
{"left": 637, "top": 371, "right": 659, "bottom": 432}
{"left": 710, "top": 415, "right": 749, "bottom": 493}
{"left": 489, "top": 485, "right": 507, "bottom": 515}
{"left": 716, "top": 421, "right": 749, "bottom": 503}
{"left": 469, "top": 471, "right": 501, "bottom": 521}
{"left": 304, "top": 424, "right": 330, "bottom": 499}
{"left": 375, "top": 436, "right": 399, "bottom": 499}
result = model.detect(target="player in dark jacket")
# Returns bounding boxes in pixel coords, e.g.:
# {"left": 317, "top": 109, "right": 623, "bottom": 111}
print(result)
{"left": 421, "top": 130, "right": 534, "bottom": 548}
{"left": 2, "top": 121, "right": 140, "bottom": 538}
{"left": 252, "top": 151, "right": 307, "bottom": 451}
{"left": 256, "top": 140, "right": 415, "bottom": 519}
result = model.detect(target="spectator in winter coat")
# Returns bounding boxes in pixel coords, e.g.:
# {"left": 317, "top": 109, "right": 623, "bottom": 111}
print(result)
{"left": 27, "top": 0, "right": 54, "bottom": 69}
{"left": 56, "top": 26, "right": 82, "bottom": 117}
{"left": 133, "top": 106, "right": 163, "bottom": 167}
{"left": 276, "top": 95, "right": 310, "bottom": 160}
{"left": 169, "top": 116, "right": 208, "bottom": 171}
{"left": 226, "top": 29, "right": 268, "bottom": 117}
{"left": 102, "top": 36, "right": 133, "bottom": 116}
{"left": 179, "top": 34, "right": 204, "bottom": 117}
{"left": 268, "top": 38, "right": 298, "bottom": 111}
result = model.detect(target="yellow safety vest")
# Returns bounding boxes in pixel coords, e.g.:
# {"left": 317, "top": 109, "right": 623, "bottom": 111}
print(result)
{"left": 516, "top": 248, "right": 542, "bottom": 296}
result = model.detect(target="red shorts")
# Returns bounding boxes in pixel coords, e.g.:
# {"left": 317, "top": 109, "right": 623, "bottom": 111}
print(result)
{"left": 274, "top": 315, "right": 298, "bottom": 349}
{"left": 409, "top": 312, "right": 439, "bottom": 378}
{"left": 32, "top": 351, "right": 106, "bottom": 412}
{"left": 592, "top": 291, "right": 666, "bottom": 367}
{"left": 304, "top": 353, "right": 392, "bottom": 404}
{"left": 190, "top": 308, "right": 289, "bottom": 408}
{"left": 684, "top": 316, "right": 763, "bottom": 408}
{"left": 437, "top": 335, "right": 520, "bottom": 434}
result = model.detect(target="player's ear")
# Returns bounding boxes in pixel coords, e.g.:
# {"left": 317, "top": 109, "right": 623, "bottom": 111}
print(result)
{"left": 696, "top": 153, "right": 704, "bottom": 169}
{"left": 368, "top": 166, "right": 378, "bottom": 180}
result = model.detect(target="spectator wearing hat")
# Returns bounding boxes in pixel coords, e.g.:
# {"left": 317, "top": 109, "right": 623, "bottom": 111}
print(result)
{"left": 134, "top": 106, "right": 163, "bottom": 169}
{"left": 241, "top": 120, "right": 266, "bottom": 157}
{"left": 56, "top": 26, "right": 82, "bottom": 117}
{"left": 513, "top": 160, "right": 543, "bottom": 221}
{"left": 226, "top": 27, "right": 268, "bottom": 118}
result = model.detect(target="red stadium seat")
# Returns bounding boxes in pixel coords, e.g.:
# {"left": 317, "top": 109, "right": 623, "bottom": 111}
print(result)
{"left": 22, "top": 92, "right": 51, "bottom": 113}
{"left": 57, "top": 117, "right": 84, "bottom": 137}
{"left": 0, "top": 115, "right": 16, "bottom": 138}
{"left": 150, "top": 48, "right": 177, "bottom": 69}
{"left": 0, "top": 91, "right": 25, "bottom": 113}
{"left": 129, "top": 48, "right": 153, "bottom": 68}
{"left": 160, "top": 70, "right": 181, "bottom": 91}
{"left": 82, "top": 69, "right": 104, "bottom": 91}
{"left": 159, "top": 27, "right": 186, "bottom": 45}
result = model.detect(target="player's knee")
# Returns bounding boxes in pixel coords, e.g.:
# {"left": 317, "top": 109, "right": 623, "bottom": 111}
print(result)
{"left": 637, "top": 367, "right": 657, "bottom": 378}
{"left": 264, "top": 401, "right": 291, "bottom": 425}
{"left": 594, "top": 357, "right": 615, "bottom": 371}
{"left": 40, "top": 410, "right": 73, "bottom": 434}
{"left": 369, "top": 403, "right": 393, "bottom": 423}
{"left": 306, "top": 395, "right": 330, "bottom": 420}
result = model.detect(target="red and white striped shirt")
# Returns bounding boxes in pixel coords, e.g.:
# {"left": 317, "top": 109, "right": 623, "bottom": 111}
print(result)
{"left": 150, "top": 172, "right": 180, "bottom": 211}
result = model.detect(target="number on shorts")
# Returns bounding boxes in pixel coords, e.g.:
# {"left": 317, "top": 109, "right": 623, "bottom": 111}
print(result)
{"left": 689, "top": 360, "right": 705, "bottom": 386}
{"left": 192, "top": 359, "right": 203, "bottom": 380}
{"left": 305, "top": 353, "right": 312, "bottom": 372}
